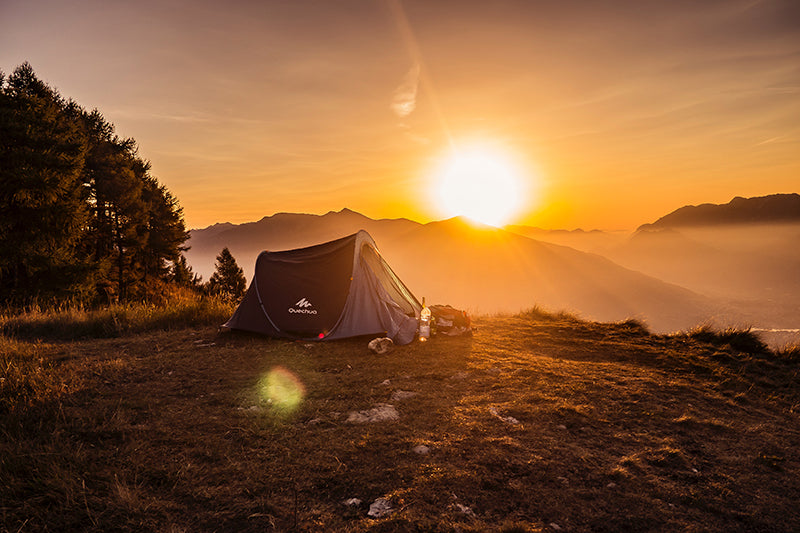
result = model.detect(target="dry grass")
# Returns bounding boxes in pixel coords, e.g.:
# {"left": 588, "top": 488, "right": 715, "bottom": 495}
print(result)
{"left": 2, "top": 310, "right": 799, "bottom": 531}
{"left": 0, "top": 290, "right": 234, "bottom": 341}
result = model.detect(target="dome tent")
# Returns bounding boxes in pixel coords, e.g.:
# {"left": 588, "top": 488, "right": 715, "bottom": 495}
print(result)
{"left": 223, "top": 230, "right": 422, "bottom": 344}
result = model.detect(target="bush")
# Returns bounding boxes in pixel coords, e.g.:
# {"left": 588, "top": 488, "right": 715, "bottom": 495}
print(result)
{"left": 686, "top": 325, "right": 768, "bottom": 354}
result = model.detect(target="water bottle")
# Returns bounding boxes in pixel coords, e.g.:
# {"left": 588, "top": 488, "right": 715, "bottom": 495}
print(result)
{"left": 419, "top": 297, "right": 431, "bottom": 341}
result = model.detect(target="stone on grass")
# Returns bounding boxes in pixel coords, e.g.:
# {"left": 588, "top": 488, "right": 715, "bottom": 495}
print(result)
{"left": 343, "top": 498, "right": 362, "bottom": 507}
{"left": 489, "top": 406, "right": 520, "bottom": 425}
{"left": 367, "top": 498, "right": 393, "bottom": 518}
{"left": 368, "top": 337, "right": 394, "bottom": 355}
{"left": 412, "top": 445, "right": 430, "bottom": 455}
{"left": 346, "top": 404, "right": 399, "bottom": 423}
{"left": 390, "top": 390, "right": 417, "bottom": 402}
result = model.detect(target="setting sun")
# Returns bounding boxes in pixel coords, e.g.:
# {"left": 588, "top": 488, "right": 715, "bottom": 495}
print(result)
{"left": 430, "top": 144, "right": 531, "bottom": 227}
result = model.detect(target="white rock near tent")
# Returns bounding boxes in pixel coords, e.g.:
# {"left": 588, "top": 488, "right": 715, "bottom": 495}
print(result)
{"left": 368, "top": 337, "right": 395, "bottom": 354}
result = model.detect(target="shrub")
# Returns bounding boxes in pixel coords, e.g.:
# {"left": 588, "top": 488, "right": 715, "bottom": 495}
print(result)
{"left": 686, "top": 325, "right": 768, "bottom": 354}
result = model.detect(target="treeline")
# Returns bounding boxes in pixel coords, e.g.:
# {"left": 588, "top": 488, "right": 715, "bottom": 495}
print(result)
{"left": 0, "top": 63, "right": 196, "bottom": 305}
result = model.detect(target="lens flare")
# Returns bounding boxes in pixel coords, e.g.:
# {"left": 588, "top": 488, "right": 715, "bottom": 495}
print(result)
{"left": 259, "top": 366, "right": 306, "bottom": 414}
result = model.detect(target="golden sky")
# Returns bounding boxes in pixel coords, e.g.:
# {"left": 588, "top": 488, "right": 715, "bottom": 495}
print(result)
{"left": 2, "top": 0, "right": 798, "bottom": 230}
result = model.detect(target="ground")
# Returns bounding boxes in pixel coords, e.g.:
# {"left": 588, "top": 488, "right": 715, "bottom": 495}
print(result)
{"left": 2, "top": 313, "right": 799, "bottom": 531}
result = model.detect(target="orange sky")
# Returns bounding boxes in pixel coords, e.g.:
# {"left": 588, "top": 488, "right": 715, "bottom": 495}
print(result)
{"left": 2, "top": 0, "right": 798, "bottom": 230}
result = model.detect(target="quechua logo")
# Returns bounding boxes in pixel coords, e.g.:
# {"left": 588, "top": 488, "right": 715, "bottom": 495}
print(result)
{"left": 289, "top": 297, "right": 317, "bottom": 314}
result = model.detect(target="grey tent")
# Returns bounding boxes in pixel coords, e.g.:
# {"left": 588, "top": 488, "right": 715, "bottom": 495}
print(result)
{"left": 223, "top": 230, "right": 422, "bottom": 344}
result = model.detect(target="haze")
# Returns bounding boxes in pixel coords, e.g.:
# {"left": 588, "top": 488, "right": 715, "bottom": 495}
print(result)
{"left": 2, "top": 0, "right": 798, "bottom": 230}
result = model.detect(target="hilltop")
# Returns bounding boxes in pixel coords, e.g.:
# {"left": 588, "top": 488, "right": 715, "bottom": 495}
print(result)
{"left": 2, "top": 311, "right": 798, "bottom": 531}
{"left": 638, "top": 193, "right": 800, "bottom": 230}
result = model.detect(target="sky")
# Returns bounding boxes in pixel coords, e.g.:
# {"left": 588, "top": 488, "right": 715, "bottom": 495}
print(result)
{"left": 2, "top": 0, "right": 798, "bottom": 230}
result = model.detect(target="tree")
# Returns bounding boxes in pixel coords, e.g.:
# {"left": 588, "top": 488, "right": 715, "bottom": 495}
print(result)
{"left": 0, "top": 62, "right": 190, "bottom": 305}
{"left": 172, "top": 253, "right": 201, "bottom": 289}
{"left": 0, "top": 63, "right": 93, "bottom": 303}
{"left": 207, "top": 248, "right": 246, "bottom": 302}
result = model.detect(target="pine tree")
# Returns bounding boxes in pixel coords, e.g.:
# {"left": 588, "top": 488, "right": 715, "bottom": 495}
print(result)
{"left": 0, "top": 63, "right": 93, "bottom": 303}
{"left": 0, "top": 63, "right": 190, "bottom": 305}
{"left": 172, "top": 254, "right": 201, "bottom": 289}
{"left": 207, "top": 248, "right": 246, "bottom": 302}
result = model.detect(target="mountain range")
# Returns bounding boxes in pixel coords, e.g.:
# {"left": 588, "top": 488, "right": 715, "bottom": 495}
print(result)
{"left": 186, "top": 194, "right": 800, "bottom": 339}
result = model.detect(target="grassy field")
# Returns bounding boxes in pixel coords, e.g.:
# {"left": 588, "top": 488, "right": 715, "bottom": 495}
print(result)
{"left": 1, "top": 306, "right": 799, "bottom": 532}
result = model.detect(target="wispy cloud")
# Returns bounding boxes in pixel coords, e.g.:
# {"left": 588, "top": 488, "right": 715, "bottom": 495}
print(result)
{"left": 391, "top": 63, "right": 420, "bottom": 118}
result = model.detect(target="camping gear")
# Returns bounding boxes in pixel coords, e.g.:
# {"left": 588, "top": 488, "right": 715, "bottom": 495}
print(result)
{"left": 223, "top": 230, "right": 422, "bottom": 344}
{"left": 430, "top": 304, "right": 472, "bottom": 336}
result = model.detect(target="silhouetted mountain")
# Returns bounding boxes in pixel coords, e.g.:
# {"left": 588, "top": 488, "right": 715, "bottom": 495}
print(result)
{"left": 187, "top": 209, "right": 420, "bottom": 281}
{"left": 638, "top": 193, "right": 800, "bottom": 230}
{"left": 187, "top": 210, "right": 719, "bottom": 334}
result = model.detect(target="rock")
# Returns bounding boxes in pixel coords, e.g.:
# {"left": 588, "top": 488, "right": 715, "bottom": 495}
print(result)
{"left": 549, "top": 523, "right": 562, "bottom": 531}
{"left": 607, "top": 482, "right": 617, "bottom": 488}
{"left": 390, "top": 390, "right": 418, "bottom": 402}
{"left": 343, "top": 498, "right": 362, "bottom": 507}
{"left": 367, "top": 498, "right": 393, "bottom": 518}
{"left": 380, "top": 379, "right": 391, "bottom": 386}
{"left": 489, "top": 407, "right": 520, "bottom": 425}
{"left": 346, "top": 404, "right": 399, "bottom": 423}
{"left": 455, "top": 503, "right": 475, "bottom": 516}
{"left": 557, "top": 424, "right": 567, "bottom": 430}
{"left": 412, "top": 445, "right": 430, "bottom": 455}
{"left": 368, "top": 337, "right": 395, "bottom": 355}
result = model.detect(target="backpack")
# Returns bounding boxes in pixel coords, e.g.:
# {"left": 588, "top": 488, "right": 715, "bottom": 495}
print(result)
{"left": 429, "top": 304, "right": 472, "bottom": 336}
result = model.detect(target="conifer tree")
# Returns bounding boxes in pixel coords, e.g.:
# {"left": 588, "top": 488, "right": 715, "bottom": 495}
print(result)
{"left": 207, "top": 248, "right": 246, "bottom": 302}
{"left": 0, "top": 63, "right": 93, "bottom": 302}
{"left": 172, "top": 254, "right": 201, "bottom": 289}
{"left": 0, "top": 62, "right": 190, "bottom": 305}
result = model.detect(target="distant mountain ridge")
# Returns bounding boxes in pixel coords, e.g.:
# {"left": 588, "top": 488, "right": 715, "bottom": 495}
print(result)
{"left": 638, "top": 193, "right": 800, "bottom": 230}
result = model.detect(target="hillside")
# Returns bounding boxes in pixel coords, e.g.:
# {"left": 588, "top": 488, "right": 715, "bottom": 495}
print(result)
{"left": 2, "top": 314, "right": 799, "bottom": 531}
{"left": 379, "top": 218, "right": 713, "bottom": 333}
{"left": 638, "top": 193, "right": 800, "bottom": 230}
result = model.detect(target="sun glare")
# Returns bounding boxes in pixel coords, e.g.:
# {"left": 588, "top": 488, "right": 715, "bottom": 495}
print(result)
{"left": 430, "top": 143, "right": 531, "bottom": 227}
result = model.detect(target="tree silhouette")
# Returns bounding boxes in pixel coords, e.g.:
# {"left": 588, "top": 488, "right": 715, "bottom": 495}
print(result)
{"left": 172, "top": 254, "right": 201, "bottom": 289}
{"left": 0, "top": 63, "right": 94, "bottom": 302}
{"left": 207, "top": 248, "right": 246, "bottom": 302}
{"left": 0, "top": 63, "right": 189, "bottom": 305}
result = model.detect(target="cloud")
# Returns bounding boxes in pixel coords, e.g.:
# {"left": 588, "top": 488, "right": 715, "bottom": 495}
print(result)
{"left": 391, "top": 63, "right": 420, "bottom": 118}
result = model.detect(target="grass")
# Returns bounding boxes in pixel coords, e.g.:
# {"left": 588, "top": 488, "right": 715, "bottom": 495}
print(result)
{"left": 0, "top": 289, "right": 235, "bottom": 341}
{"left": 680, "top": 324, "right": 769, "bottom": 354}
{"left": 1, "top": 304, "right": 799, "bottom": 531}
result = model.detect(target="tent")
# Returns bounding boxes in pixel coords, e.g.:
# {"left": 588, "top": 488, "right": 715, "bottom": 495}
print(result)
{"left": 223, "top": 230, "right": 422, "bottom": 344}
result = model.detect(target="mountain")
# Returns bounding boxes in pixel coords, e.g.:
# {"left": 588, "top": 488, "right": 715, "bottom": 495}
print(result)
{"left": 505, "top": 225, "right": 625, "bottom": 254}
{"left": 379, "top": 218, "right": 714, "bottom": 333}
{"left": 607, "top": 195, "right": 800, "bottom": 334}
{"left": 638, "top": 193, "right": 800, "bottom": 230}
{"left": 186, "top": 208, "right": 420, "bottom": 281}
{"left": 186, "top": 211, "right": 719, "bottom": 334}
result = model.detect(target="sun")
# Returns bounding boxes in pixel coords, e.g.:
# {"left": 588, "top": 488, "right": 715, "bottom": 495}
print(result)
{"left": 430, "top": 143, "right": 530, "bottom": 227}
